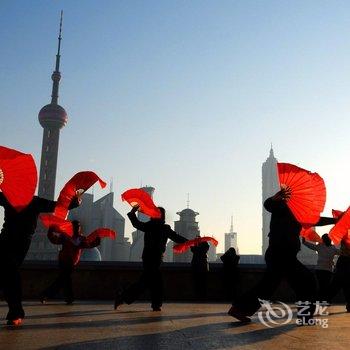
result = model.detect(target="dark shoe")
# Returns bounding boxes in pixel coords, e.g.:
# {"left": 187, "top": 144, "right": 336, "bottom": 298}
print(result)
{"left": 6, "top": 318, "right": 22, "bottom": 326}
{"left": 152, "top": 306, "right": 162, "bottom": 311}
{"left": 65, "top": 299, "right": 74, "bottom": 305}
{"left": 228, "top": 306, "right": 251, "bottom": 323}
{"left": 346, "top": 303, "right": 350, "bottom": 312}
{"left": 114, "top": 292, "right": 124, "bottom": 310}
{"left": 40, "top": 296, "right": 47, "bottom": 304}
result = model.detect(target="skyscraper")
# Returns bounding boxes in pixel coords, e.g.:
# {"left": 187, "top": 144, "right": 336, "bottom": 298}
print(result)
{"left": 208, "top": 243, "right": 217, "bottom": 262}
{"left": 224, "top": 216, "right": 238, "bottom": 253}
{"left": 68, "top": 191, "right": 130, "bottom": 261}
{"left": 261, "top": 146, "right": 279, "bottom": 254}
{"left": 38, "top": 11, "right": 67, "bottom": 200}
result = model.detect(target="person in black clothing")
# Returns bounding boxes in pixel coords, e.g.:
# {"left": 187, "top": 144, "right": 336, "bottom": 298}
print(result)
{"left": 114, "top": 205, "right": 187, "bottom": 311}
{"left": 191, "top": 240, "right": 210, "bottom": 300}
{"left": 302, "top": 234, "right": 339, "bottom": 301}
{"left": 228, "top": 188, "right": 336, "bottom": 323}
{"left": 327, "top": 239, "right": 350, "bottom": 311}
{"left": 0, "top": 193, "right": 79, "bottom": 325}
{"left": 221, "top": 247, "right": 240, "bottom": 303}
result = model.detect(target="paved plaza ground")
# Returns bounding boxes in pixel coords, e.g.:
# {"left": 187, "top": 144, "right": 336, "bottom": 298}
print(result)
{"left": 0, "top": 301, "right": 349, "bottom": 349}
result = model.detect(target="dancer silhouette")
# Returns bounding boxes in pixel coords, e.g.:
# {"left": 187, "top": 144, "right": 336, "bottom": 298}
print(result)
{"left": 191, "top": 240, "right": 210, "bottom": 300}
{"left": 41, "top": 220, "right": 100, "bottom": 304}
{"left": 0, "top": 194, "right": 80, "bottom": 325}
{"left": 114, "top": 205, "right": 187, "bottom": 311}
{"left": 221, "top": 247, "right": 240, "bottom": 303}
{"left": 327, "top": 239, "right": 350, "bottom": 311}
{"left": 302, "top": 234, "right": 339, "bottom": 301}
{"left": 228, "top": 188, "right": 336, "bottom": 323}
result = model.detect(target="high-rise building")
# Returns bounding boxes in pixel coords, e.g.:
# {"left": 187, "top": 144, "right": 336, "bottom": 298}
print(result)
{"left": 208, "top": 242, "right": 217, "bottom": 262}
{"left": 129, "top": 186, "right": 155, "bottom": 261}
{"left": 68, "top": 191, "right": 130, "bottom": 261}
{"left": 224, "top": 216, "right": 238, "bottom": 253}
{"left": 173, "top": 206, "right": 200, "bottom": 263}
{"left": 261, "top": 146, "right": 279, "bottom": 255}
{"left": 38, "top": 11, "right": 67, "bottom": 200}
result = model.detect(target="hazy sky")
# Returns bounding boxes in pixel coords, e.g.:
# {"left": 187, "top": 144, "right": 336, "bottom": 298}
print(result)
{"left": 1, "top": 1, "right": 350, "bottom": 254}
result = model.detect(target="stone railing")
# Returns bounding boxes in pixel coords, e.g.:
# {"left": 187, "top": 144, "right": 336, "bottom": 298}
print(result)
{"left": 18, "top": 261, "right": 344, "bottom": 302}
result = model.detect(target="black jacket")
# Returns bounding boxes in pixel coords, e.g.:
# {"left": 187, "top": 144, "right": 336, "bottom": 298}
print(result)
{"left": 0, "top": 193, "right": 56, "bottom": 242}
{"left": 128, "top": 211, "right": 187, "bottom": 260}
{"left": 264, "top": 197, "right": 336, "bottom": 255}
{"left": 191, "top": 242, "right": 209, "bottom": 272}
{"left": 0, "top": 193, "right": 79, "bottom": 243}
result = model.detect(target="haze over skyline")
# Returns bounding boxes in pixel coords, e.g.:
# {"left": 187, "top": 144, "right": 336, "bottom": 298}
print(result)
{"left": 2, "top": 1, "right": 350, "bottom": 254}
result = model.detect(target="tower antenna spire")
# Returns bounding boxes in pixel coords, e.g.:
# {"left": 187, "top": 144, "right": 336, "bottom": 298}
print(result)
{"left": 51, "top": 10, "right": 63, "bottom": 104}
{"left": 110, "top": 177, "right": 113, "bottom": 193}
{"left": 187, "top": 193, "right": 190, "bottom": 209}
{"left": 230, "top": 215, "right": 233, "bottom": 233}
{"left": 56, "top": 10, "right": 63, "bottom": 71}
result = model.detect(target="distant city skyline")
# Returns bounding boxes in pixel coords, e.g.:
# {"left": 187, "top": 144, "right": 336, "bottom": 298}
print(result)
{"left": 2, "top": 1, "right": 350, "bottom": 254}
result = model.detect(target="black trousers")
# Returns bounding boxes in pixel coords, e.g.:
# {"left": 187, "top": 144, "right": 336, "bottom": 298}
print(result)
{"left": 42, "top": 261, "right": 74, "bottom": 302}
{"left": 222, "top": 267, "right": 239, "bottom": 304}
{"left": 0, "top": 236, "right": 31, "bottom": 320}
{"left": 192, "top": 270, "right": 208, "bottom": 300}
{"left": 315, "top": 269, "right": 332, "bottom": 302}
{"left": 235, "top": 248, "right": 317, "bottom": 317}
{"left": 122, "top": 259, "right": 163, "bottom": 308}
{"left": 327, "top": 256, "right": 350, "bottom": 305}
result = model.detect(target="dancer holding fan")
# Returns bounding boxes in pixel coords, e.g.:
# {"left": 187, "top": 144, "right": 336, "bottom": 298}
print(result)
{"left": 115, "top": 189, "right": 188, "bottom": 311}
{"left": 40, "top": 221, "right": 115, "bottom": 304}
{"left": 327, "top": 239, "right": 350, "bottom": 312}
{"left": 228, "top": 163, "right": 337, "bottom": 324}
{"left": 39, "top": 171, "right": 109, "bottom": 304}
{"left": 173, "top": 235, "right": 218, "bottom": 300}
{"left": 326, "top": 208, "right": 350, "bottom": 311}
{"left": 0, "top": 146, "right": 83, "bottom": 326}
{"left": 302, "top": 234, "right": 339, "bottom": 301}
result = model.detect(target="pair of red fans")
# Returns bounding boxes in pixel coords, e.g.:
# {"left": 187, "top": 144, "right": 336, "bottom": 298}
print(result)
{"left": 40, "top": 171, "right": 116, "bottom": 241}
{"left": 278, "top": 163, "right": 350, "bottom": 245}
{"left": 121, "top": 188, "right": 219, "bottom": 253}
{"left": 0, "top": 146, "right": 116, "bottom": 241}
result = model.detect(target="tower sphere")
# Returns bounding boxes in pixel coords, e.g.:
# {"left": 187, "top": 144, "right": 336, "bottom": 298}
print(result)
{"left": 38, "top": 103, "right": 67, "bottom": 129}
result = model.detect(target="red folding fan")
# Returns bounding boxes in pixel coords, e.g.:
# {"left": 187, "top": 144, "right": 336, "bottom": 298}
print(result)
{"left": 0, "top": 146, "right": 23, "bottom": 160}
{"left": 277, "top": 163, "right": 326, "bottom": 225}
{"left": 85, "top": 228, "right": 116, "bottom": 244}
{"left": 55, "top": 171, "right": 107, "bottom": 219}
{"left": 40, "top": 214, "right": 74, "bottom": 237}
{"left": 121, "top": 188, "right": 161, "bottom": 219}
{"left": 0, "top": 146, "right": 37, "bottom": 211}
{"left": 329, "top": 206, "right": 350, "bottom": 245}
{"left": 173, "top": 236, "right": 219, "bottom": 254}
{"left": 300, "top": 227, "right": 322, "bottom": 243}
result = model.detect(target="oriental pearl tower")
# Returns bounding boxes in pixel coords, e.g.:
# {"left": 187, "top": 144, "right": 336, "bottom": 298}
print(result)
{"left": 38, "top": 11, "right": 67, "bottom": 200}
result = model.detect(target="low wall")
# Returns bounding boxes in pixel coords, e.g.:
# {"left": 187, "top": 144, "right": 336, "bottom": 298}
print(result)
{"left": 18, "top": 261, "right": 345, "bottom": 302}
